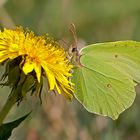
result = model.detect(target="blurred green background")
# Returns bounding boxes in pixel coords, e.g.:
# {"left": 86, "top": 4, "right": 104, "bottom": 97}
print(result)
{"left": 0, "top": 0, "right": 140, "bottom": 140}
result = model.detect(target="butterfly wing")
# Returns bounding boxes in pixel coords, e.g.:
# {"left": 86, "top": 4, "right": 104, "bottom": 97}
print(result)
{"left": 72, "top": 41, "right": 140, "bottom": 119}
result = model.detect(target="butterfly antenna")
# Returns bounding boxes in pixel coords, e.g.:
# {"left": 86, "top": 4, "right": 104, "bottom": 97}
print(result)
{"left": 70, "top": 23, "right": 78, "bottom": 52}
{"left": 69, "top": 23, "right": 81, "bottom": 65}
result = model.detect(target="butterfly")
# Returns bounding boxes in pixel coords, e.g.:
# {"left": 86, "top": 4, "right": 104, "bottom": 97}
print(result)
{"left": 70, "top": 26, "right": 140, "bottom": 119}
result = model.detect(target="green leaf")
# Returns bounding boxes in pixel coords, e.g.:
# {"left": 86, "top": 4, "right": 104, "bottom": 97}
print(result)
{"left": 72, "top": 41, "right": 140, "bottom": 119}
{"left": 0, "top": 112, "right": 30, "bottom": 140}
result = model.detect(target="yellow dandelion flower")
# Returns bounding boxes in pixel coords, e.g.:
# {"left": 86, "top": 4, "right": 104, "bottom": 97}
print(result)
{"left": 0, "top": 27, "right": 73, "bottom": 99}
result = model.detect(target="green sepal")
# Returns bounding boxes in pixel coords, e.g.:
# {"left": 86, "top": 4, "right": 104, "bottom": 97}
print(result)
{"left": 0, "top": 60, "right": 10, "bottom": 81}
{"left": 0, "top": 112, "right": 31, "bottom": 140}
{"left": 31, "top": 77, "right": 43, "bottom": 103}
{"left": 0, "top": 66, "right": 20, "bottom": 87}
{"left": 8, "top": 66, "right": 20, "bottom": 87}
{"left": 17, "top": 72, "right": 26, "bottom": 86}
{"left": 21, "top": 74, "right": 35, "bottom": 97}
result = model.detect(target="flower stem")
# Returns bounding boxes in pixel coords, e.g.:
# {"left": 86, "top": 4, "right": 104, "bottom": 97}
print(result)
{"left": 0, "top": 91, "right": 18, "bottom": 124}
